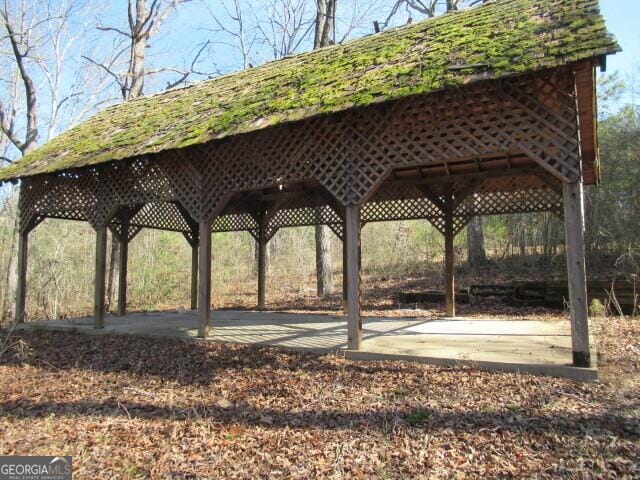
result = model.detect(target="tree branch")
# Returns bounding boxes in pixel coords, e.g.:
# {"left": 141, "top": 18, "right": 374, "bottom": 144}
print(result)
{"left": 96, "top": 25, "right": 132, "bottom": 38}
{"left": 1, "top": 3, "right": 39, "bottom": 154}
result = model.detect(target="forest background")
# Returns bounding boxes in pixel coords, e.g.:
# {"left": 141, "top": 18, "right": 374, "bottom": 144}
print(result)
{"left": 0, "top": 0, "right": 637, "bottom": 322}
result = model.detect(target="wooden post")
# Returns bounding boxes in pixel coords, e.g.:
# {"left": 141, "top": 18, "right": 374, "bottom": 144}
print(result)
{"left": 117, "top": 221, "right": 129, "bottom": 316}
{"left": 257, "top": 235, "right": 267, "bottom": 309}
{"left": 190, "top": 244, "right": 198, "bottom": 310}
{"left": 342, "top": 234, "right": 348, "bottom": 313}
{"left": 94, "top": 226, "right": 108, "bottom": 329}
{"left": 15, "top": 229, "right": 28, "bottom": 324}
{"left": 345, "top": 205, "right": 362, "bottom": 350}
{"left": 198, "top": 221, "right": 212, "bottom": 338}
{"left": 563, "top": 181, "right": 591, "bottom": 367}
{"left": 444, "top": 194, "right": 455, "bottom": 317}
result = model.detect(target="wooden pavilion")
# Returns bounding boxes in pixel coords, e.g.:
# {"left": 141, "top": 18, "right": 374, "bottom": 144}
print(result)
{"left": 0, "top": 0, "right": 619, "bottom": 367}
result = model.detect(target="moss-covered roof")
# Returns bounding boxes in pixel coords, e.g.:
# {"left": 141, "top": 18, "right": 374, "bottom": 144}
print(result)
{"left": 0, "top": 0, "right": 619, "bottom": 181}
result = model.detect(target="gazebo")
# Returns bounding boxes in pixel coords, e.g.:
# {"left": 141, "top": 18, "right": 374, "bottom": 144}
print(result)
{"left": 0, "top": 0, "right": 618, "bottom": 368}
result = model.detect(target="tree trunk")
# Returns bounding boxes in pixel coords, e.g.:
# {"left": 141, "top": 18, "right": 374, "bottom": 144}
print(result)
{"left": 2, "top": 192, "right": 19, "bottom": 323}
{"left": 315, "top": 225, "right": 333, "bottom": 296}
{"left": 314, "top": 0, "right": 336, "bottom": 48}
{"left": 105, "top": 0, "right": 150, "bottom": 309}
{"left": 466, "top": 216, "right": 486, "bottom": 267}
{"left": 313, "top": 0, "right": 336, "bottom": 297}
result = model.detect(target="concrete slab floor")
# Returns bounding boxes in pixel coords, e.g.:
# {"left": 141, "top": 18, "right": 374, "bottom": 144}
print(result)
{"left": 16, "top": 310, "right": 597, "bottom": 380}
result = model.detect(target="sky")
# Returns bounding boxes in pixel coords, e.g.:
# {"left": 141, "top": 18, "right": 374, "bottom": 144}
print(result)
{"left": 599, "top": 0, "right": 637, "bottom": 73}
{"left": 598, "top": 0, "right": 639, "bottom": 105}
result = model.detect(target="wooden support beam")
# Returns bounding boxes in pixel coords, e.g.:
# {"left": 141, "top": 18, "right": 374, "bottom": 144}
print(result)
{"left": 257, "top": 235, "right": 267, "bottom": 309}
{"left": 535, "top": 172, "right": 563, "bottom": 197}
{"left": 563, "top": 181, "right": 591, "bottom": 367}
{"left": 345, "top": 205, "right": 362, "bottom": 350}
{"left": 117, "top": 219, "right": 129, "bottom": 316}
{"left": 452, "top": 178, "right": 483, "bottom": 209}
{"left": 198, "top": 220, "right": 212, "bottom": 338}
{"left": 392, "top": 166, "right": 539, "bottom": 187}
{"left": 342, "top": 233, "right": 348, "bottom": 313}
{"left": 417, "top": 184, "right": 445, "bottom": 212}
{"left": 94, "top": 226, "right": 108, "bottom": 329}
{"left": 15, "top": 230, "right": 28, "bottom": 324}
{"left": 190, "top": 244, "right": 198, "bottom": 310}
{"left": 444, "top": 191, "right": 455, "bottom": 317}
{"left": 254, "top": 199, "right": 287, "bottom": 308}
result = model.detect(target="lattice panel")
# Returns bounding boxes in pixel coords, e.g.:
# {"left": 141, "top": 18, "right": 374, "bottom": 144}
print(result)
{"left": 129, "top": 202, "right": 192, "bottom": 232}
{"left": 18, "top": 68, "right": 580, "bottom": 234}
{"left": 265, "top": 205, "right": 343, "bottom": 241}
{"left": 499, "top": 75, "right": 581, "bottom": 182}
{"left": 456, "top": 188, "right": 562, "bottom": 219}
{"left": 19, "top": 175, "right": 93, "bottom": 232}
{"left": 109, "top": 222, "right": 143, "bottom": 243}
{"left": 363, "top": 198, "right": 441, "bottom": 223}
{"left": 213, "top": 213, "right": 259, "bottom": 233}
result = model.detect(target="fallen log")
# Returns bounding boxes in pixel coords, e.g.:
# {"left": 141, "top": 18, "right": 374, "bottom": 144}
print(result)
{"left": 398, "top": 290, "right": 470, "bottom": 304}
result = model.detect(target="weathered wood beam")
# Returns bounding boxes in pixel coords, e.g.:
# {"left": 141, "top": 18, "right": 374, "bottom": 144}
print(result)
{"left": 116, "top": 210, "right": 132, "bottom": 317}
{"left": 198, "top": 220, "right": 212, "bottom": 338}
{"left": 117, "top": 241, "right": 129, "bottom": 316}
{"left": 342, "top": 232, "right": 348, "bottom": 313}
{"left": 444, "top": 190, "right": 455, "bottom": 317}
{"left": 345, "top": 204, "right": 362, "bottom": 349}
{"left": 15, "top": 230, "right": 28, "bottom": 324}
{"left": 391, "top": 166, "right": 539, "bottom": 187}
{"left": 94, "top": 226, "right": 108, "bottom": 329}
{"left": 174, "top": 201, "right": 198, "bottom": 233}
{"left": 535, "top": 172, "right": 563, "bottom": 197}
{"left": 563, "top": 181, "right": 591, "bottom": 367}
{"left": 254, "top": 198, "right": 288, "bottom": 309}
{"left": 190, "top": 243, "right": 198, "bottom": 310}
{"left": 417, "top": 184, "right": 445, "bottom": 212}
{"left": 452, "top": 178, "right": 484, "bottom": 209}
{"left": 249, "top": 190, "right": 307, "bottom": 203}
{"left": 574, "top": 61, "right": 598, "bottom": 184}
{"left": 257, "top": 234, "right": 267, "bottom": 310}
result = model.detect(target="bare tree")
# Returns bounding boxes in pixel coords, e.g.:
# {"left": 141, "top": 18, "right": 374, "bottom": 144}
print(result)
{"left": 85, "top": 0, "right": 209, "bottom": 100}
{"left": 314, "top": 0, "right": 335, "bottom": 48}
{"left": 204, "top": 0, "right": 255, "bottom": 70}
{"left": 87, "top": 0, "right": 207, "bottom": 310}
{"left": 313, "top": 0, "right": 336, "bottom": 297}
{"left": 381, "top": 0, "right": 469, "bottom": 29}
{"left": 0, "top": 1, "right": 38, "bottom": 156}
{"left": 467, "top": 216, "right": 486, "bottom": 267}
{"left": 254, "top": 0, "right": 314, "bottom": 59}
{"left": 206, "top": 0, "right": 378, "bottom": 297}
{"left": 0, "top": 0, "right": 42, "bottom": 322}
{"left": 0, "top": 0, "right": 107, "bottom": 321}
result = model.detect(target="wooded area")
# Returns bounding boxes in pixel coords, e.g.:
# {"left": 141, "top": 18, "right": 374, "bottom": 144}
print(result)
{"left": 0, "top": 0, "right": 636, "bottom": 325}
